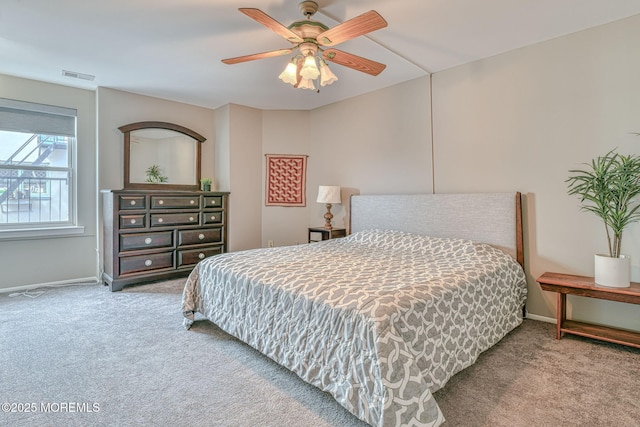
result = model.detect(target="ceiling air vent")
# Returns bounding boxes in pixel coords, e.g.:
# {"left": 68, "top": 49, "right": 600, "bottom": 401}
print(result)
{"left": 62, "top": 70, "right": 95, "bottom": 81}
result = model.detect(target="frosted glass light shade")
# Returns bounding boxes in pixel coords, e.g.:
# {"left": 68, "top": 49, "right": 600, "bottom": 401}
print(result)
{"left": 316, "top": 186, "right": 341, "bottom": 204}
{"left": 319, "top": 60, "right": 338, "bottom": 87}
{"left": 300, "top": 55, "right": 320, "bottom": 80}
{"left": 278, "top": 60, "right": 298, "bottom": 86}
{"left": 297, "top": 78, "right": 316, "bottom": 90}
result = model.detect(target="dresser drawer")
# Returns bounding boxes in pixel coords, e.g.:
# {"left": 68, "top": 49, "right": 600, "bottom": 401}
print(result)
{"left": 177, "top": 246, "right": 224, "bottom": 267}
{"left": 203, "top": 211, "right": 223, "bottom": 225}
{"left": 119, "top": 214, "right": 146, "bottom": 229}
{"left": 119, "top": 252, "right": 174, "bottom": 275}
{"left": 119, "top": 195, "right": 146, "bottom": 210}
{"left": 150, "top": 196, "right": 200, "bottom": 209}
{"left": 120, "top": 231, "right": 173, "bottom": 251}
{"left": 178, "top": 228, "right": 223, "bottom": 246}
{"left": 204, "top": 196, "right": 223, "bottom": 209}
{"left": 150, "top": 212, "right": 200, "bottom": 227}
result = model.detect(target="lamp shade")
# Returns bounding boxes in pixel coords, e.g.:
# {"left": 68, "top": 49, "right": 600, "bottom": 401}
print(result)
{"left": 316, "top": 186, "right": 341, "bottom": 204}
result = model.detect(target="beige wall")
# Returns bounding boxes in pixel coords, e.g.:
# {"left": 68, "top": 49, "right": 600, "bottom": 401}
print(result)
{"left": 309, "top": 77, "right": 434, "bottom": 231}
{"left": 227, "top": 104, "right": 263, "bottom": 252}
{"left": 432, "top": 14, "right": 640, "bottom": 331}
{"left": 256, "top": 77, "right": 433, "bottom": 246}
{"left": 261, "top": 110, "right": 311, "bottom": 247}
{"left": 97, "top": 88, "right": 216, "bottom": 191}
{"left": 0, "top": 75, "right": 97, "bottom": 290}
{"left": 213, "top": 105, "right": 230, "bottom": 193}
{"left": 214, "top": 106, "right": 311, "bottom": 250}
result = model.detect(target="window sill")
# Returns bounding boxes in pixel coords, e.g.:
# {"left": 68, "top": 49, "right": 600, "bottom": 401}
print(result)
{"left": 0, "top": 225, "right": 86, "bottom": 241}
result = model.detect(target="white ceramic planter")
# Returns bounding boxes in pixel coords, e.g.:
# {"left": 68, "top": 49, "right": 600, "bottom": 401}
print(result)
{"left": 594, "top": 254, "right": 631, "bottom": 288}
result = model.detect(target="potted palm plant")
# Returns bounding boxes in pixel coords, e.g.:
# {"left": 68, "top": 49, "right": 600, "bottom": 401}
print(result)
{"left": 566, "top": 149, "right": 640, "bottom": 287}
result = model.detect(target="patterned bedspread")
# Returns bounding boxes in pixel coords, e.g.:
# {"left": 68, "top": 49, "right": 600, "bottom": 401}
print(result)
{"left": 182, "top": 229, "right": 527, "bottom": 427}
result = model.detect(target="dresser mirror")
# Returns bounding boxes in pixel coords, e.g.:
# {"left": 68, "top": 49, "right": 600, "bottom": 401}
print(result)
{"left": 119, "top": 121, "right": 205, "bottom": 191}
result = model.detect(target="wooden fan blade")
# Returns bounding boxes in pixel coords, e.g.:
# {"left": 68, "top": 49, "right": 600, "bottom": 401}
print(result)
{"left": 239, "top": 8, "right": 303, "bottom": 43}
{"left": 317, "top": 10, "right": 387, "bottom": 46}
{"left": 322, "top": 48, "right": 386, "bottom": 76}
{"left": 222, "top": 49, "right": 293, "bottom": 65}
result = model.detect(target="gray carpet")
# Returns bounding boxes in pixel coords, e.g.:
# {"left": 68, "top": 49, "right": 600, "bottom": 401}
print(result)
{"left": 1, "top": 280, "right": 639, "bottom": 427}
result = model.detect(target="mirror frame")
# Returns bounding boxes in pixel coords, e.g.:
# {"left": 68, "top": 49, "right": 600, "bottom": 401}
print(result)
{"left": 119, "top": 121, "right": 205, "bottom": 191}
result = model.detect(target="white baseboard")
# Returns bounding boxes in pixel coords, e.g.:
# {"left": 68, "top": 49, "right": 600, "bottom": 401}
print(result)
{"left": 0, "top": 276, "right": 100, "bottom": 295}
{"left": 525, "top": 313, "right": 556, "bottom": 324}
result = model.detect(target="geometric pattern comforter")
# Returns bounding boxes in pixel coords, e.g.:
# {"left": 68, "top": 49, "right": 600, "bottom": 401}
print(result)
{"left": 182, "top": 229, "right": 527, "bottom": 427}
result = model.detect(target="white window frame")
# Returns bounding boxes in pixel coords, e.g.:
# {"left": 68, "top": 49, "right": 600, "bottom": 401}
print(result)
{"left": 0, "top": 98, "right": 83, "bottom": 240}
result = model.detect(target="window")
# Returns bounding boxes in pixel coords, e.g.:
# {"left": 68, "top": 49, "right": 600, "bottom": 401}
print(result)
{"left": 0, "top": 98, "right": 77, "bottom": 234}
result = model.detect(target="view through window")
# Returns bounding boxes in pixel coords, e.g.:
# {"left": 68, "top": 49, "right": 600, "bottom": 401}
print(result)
{"left": 0, "top": 98, "right": 76, "bottom": 229}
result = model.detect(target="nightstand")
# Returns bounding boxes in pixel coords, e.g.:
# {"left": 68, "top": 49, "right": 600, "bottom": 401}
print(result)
{"left": 308, "top": 227, "right": 346, "bottom": 243}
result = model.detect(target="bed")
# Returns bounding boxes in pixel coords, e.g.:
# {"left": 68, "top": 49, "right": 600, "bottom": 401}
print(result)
{"left": 182, "top": 192, "right": 527, "bottom": 427}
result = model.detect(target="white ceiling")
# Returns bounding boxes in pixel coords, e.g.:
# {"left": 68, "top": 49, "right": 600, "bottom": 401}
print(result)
{"left": 2, "top": 1, "right": 640, "bottom": 111}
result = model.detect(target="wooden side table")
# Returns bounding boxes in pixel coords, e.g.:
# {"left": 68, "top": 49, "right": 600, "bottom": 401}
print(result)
{"left": 536, "top": 272, "right": 640, "bottom": 348}
{"left": 308, "top": 227, "right": 346, "bottom": 243}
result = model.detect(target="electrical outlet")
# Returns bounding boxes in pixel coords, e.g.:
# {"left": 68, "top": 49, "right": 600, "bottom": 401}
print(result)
{"left": 268, "top": 240, "right": 274, "bottom": 247}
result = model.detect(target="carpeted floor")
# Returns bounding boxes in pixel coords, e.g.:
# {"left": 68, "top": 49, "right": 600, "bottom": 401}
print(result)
{"left": 1, "top": 280, "right": 639, "bottom": 427}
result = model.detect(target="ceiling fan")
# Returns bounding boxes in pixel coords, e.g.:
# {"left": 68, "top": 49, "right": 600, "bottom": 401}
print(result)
{"left": 221, "top": 1, "right": 388, "bottom": 90}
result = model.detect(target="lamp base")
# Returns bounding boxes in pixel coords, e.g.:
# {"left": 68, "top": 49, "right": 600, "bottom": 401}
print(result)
{"left": 323, "top": 203, "right": 333, "bottom": 229}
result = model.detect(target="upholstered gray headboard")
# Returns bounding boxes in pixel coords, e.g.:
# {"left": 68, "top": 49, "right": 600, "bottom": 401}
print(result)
{"left": 350, "top": 193, "right": 523, "bottom": 266}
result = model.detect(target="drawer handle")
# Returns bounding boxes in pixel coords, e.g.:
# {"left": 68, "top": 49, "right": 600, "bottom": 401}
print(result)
{"left": 130, "top": 219, "right": 136, "bottom": 224}
{"left": 190, "top": 200, "right": 195, "bottom": 204}
{"left": 198, "top": 253, "right": 205, "bottom": 260}
{"left": 210, "top": 215, "right": 216, "bottom": 221}
{"left": 145, "top": 259, "right": 153, "bottom": 266}
{"left": 189, "top": 216, "right": 195, "bottom": 221}
{"left": 130, "top": 200, "right": 136, "bottom": 206}
{"left": 159, "top": 200, "right": 164, "bottom": 205}
{"left": 158, "top": 218, "right": 163, "bottom": 223}
{"left": 210, "top": 200, "right": 216, "bottom": 205}
{"left": 144, "top": 237, "right": 152, "bottom": 244}
{"left": 198, "top": 233, "right": 205, "bottom": 240}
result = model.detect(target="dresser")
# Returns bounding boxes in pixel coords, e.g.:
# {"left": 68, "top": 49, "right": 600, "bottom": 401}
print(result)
{"left": 102, "top": 190, "right": 229, "bottom": 291}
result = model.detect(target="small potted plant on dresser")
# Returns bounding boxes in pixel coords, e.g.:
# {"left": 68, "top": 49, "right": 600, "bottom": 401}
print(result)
{"left": 200, "top": 177, "right": 212, "bottom": 192}
{"left": 566, "top": 149, "right": 640, "bottom": 287}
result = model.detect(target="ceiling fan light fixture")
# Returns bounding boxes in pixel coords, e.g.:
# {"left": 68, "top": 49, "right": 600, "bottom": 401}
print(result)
{"left": 319, "top": 59, "right": 338, "bottom": 87}
{"left": 300, "top": 55, "right": 320, "bottom": 80}
{"left": 278, "top": 59, "right": 299, "bottom": 86}
{"left": 226, "top": 4, "right": 388, "bottom": 92}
